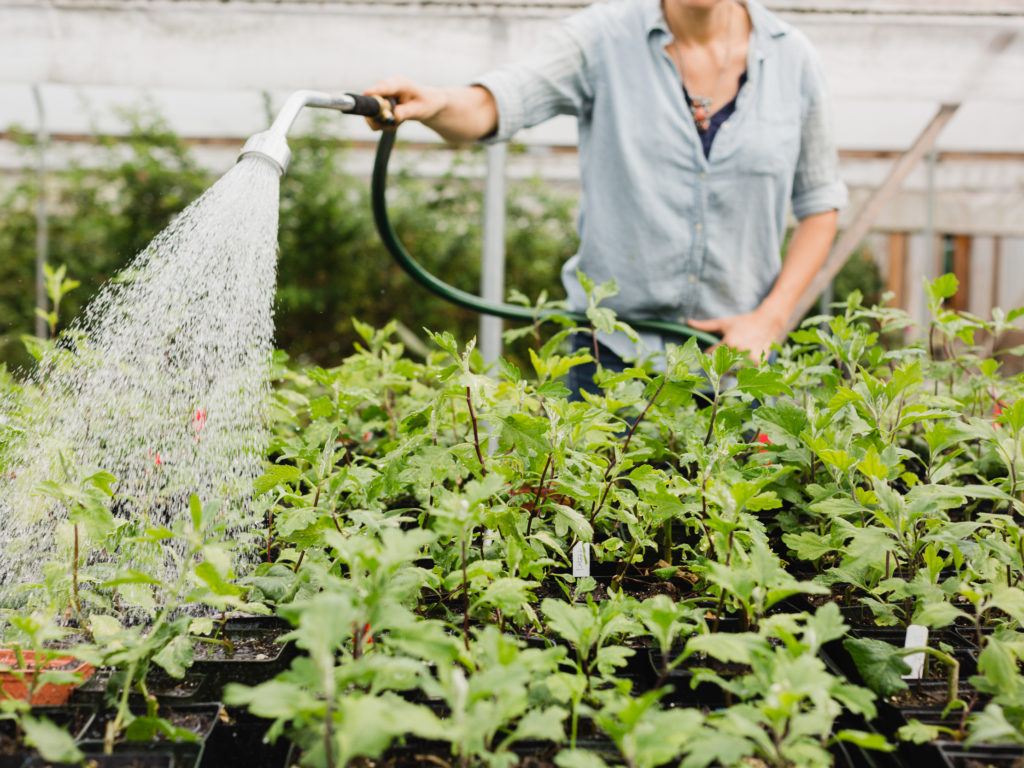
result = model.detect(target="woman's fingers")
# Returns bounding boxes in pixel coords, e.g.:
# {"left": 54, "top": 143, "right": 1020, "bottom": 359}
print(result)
{"left": 363, "top": 78, "right": 442, "bottom": 128}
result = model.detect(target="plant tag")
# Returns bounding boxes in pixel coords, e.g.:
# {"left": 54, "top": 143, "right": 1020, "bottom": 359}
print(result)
{"left": 902, "top": 624, "right": 929, "bottom": 679}
{"left": 571, "top": 541, "right": 590, "bottom": 578}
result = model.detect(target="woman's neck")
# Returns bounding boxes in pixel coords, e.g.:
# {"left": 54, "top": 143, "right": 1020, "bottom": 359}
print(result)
{"left": 665, "top": 0, "right": 736, "bottom": 46}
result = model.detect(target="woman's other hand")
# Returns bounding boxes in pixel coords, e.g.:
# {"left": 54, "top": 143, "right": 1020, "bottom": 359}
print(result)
{"left": 687, "top": 309, "right": 783, "bottom": 364}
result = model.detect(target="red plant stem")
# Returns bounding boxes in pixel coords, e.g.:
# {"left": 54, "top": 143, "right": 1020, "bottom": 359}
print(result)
{"left": 703, "top": 395, "right": 719, "bottom": 446}
{"left": 466, "top": 386, "right": 487, "bottom": 477}
{"left": 526, "top": 456, "right": 553, "bottom": 537}
{"left": 699, "top": 475, "right": 717, "bottom": 561}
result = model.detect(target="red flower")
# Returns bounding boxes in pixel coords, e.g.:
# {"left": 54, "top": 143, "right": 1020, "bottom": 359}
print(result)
{"left": 192, "top": 408, "right": 207, "bottom": 441}
{"left": 146, "top": 449, "right": 162, "bottom": 467}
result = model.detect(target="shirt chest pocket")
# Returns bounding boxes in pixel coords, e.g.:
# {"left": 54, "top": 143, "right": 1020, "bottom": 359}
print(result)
{"left": 731, "top": 100, "right": 802, "bottom": 178}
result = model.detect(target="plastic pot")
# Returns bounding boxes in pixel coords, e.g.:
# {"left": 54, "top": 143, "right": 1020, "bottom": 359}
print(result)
{"left": 0, "top": 651, "right": 94, "bottom": 706}
{"left": 937, "top": 740, "right": 1024, "bottom": 768}
{"left": 197, "top": 707, "right": 291, "bottom": 768}
{"left": 77, "top": 702, "right": 221, "bottom": 768}
{"left": 189, "top": 618, "right": 297, "bottom": 701}
{"left": 0, "top": 704, "right": 97, "bottom": 768}
{"left": 24, "top": 753, "right": 175, "bottom": 768}
{"left": 73, "top": 669, "right": 210, "bottom": 708}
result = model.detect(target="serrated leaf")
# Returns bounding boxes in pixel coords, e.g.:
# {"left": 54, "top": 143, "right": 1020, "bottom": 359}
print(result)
{"left": 152, "top": 635, "right": 194, "bottom": 679}
{"left": 22, "top": 715, "right": 84, "bottom": 763}
{"left": 842, "top": 637, "right": 910, "bottom": 697}
{"left": 734, "top": 367, "right": 792, "bottom": 398}
{"left": 897, "top": 719, "right": 942, "bottom": 744}
{"left": 913, "top": 601, "right": 967, "bottom": 628}
{"left": 254, "top": 464, "right": 302, "bottom": 494}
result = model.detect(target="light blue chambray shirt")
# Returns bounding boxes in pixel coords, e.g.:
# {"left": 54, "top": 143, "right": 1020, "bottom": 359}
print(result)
{"left": 475, "top": 0, "right": 847, "bottom": 363}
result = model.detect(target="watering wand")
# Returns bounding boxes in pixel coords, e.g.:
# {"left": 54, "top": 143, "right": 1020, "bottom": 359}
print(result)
{"left": 238, "top": 90, "right": 719, "bottom": 348}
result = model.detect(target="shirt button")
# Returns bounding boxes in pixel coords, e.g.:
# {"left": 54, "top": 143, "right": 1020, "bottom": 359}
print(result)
{"left": 722, "top": 122, "right": 730, "bottom": 130}
{"left": 700, "top": 172, "right": 708, "bottom": 181}
{"left": 689, "top": 274, "right": 697, "bottom": 283}
{"left": 695, "top": 222, "right": 704, "bottom": 231}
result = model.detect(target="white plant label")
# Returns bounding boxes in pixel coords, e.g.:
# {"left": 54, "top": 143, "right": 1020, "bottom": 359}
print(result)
{"left": 571, "top": 541, "right": 591, "bottom": 578}
{"left": 902, "top": 624, "right": 929, "bottom": 680}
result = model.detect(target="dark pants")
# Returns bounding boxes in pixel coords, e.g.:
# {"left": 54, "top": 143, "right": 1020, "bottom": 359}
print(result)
{"left": 566, "top": 334, "right": 775, "bottom": 407}
{"left": 567, "top": 334, "right": 630, "bottom": 402}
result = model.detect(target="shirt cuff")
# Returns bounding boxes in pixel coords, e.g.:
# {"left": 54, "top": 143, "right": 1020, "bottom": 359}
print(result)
{"left": 792, "top": 179, "right": 848, "bottom": 221}
{"left": 471, "top": 71, "right": 524, "bottom": 144}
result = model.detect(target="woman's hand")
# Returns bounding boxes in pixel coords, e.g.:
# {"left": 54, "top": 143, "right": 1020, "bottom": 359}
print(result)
{"left": 364, "top": 77, "right": 448, "bottom": 128}
{"left": 363, "top": 79, "right": 498, "bottom": 142}
{"left": 687, "top": 309, "right": 784, "bottom": 364}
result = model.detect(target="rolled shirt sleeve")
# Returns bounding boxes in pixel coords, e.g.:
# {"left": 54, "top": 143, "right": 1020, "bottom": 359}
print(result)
{"left": 790, "top": 39, "right": 847, "bottom": 220}
{"left": 472, "top": 24, "right": 593, "bottom": 143}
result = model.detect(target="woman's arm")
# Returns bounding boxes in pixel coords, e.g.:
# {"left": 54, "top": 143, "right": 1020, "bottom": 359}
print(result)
{"left": 364, "top": 77, "right": 498, "bottom": 143}
{"left": 687, "top": 209, "right": 838, "bottom": 362}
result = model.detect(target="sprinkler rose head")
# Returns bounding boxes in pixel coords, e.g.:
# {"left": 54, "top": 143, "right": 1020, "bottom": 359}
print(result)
{"left": 237, "top": 91, "right": 385, "bottom": 177}
{"left": 238, "top": 130, "right": 291, "bottom": 176}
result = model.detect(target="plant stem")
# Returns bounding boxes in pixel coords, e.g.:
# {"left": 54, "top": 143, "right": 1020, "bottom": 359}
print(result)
{"left": 713, "top": 530, "right": 735, "bottom": 632}
{"left": 71, "top": 524, "right": 83, "bottom": 623}
{"left": 324, "top": 697, "right": 337, "bottom": 768}
{"left": 526, "top": 456, "right": 553, "bottom": 538}
{"left": 461, "top": 537, "right": 470, "bottom": 650}
{"left": 900, "top": 646, "right": 960, "bottom": 706}
{"left": 466, "top": 386, "right": 487, "bottom": 477}
{"left": 590, "top": 378, "right": 666, "bottom": 525}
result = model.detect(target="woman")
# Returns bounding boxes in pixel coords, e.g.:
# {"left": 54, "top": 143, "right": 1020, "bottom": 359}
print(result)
{"left": 365, "top": 0, "right": 845, "bottom": 396}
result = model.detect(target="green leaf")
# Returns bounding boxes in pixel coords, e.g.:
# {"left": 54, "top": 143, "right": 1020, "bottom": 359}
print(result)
{"left": 833, "top": 730, "right": 894, "bottom": 752}
{"left": 913, "top": 601, "right": 967, "bottom": 629}
{"left": 308, "top": 395, "right": 334, "bottom": 420}
{"left": 21, "top": 715, "right": 84, "bottom": 763}
{"left": 473, "top": 578, "right": 536, "bottom": 614}
{"left": 68, "top": 497, "right": 116, "bottom": 542}
{"left": 734, "top": 367, "right": 792, "bottom": 398}
{"left": 897, "top": 719, "right": 942, "bottom": 744}
{"left": 685, "top": 633, "right": 758, "bottom": 665}
{"left": 555, "top": 749, "right": 609, "bottom": 768}
{"left": 926, "top": 274, "right": 959, "bottom": 306}
{"left": 842, "top": 637, "right": 910, "bottom": 697}
{"left": 858, "top": 445, "right": 889, "bottom": 481}
{"left": 537, "top": 380, "right": 571, "bottom": 399}
{"left": 966, "top": 703, "right": 1024, "bottom": 747}
{"left": 499, "top": 413, "right": 550, "bottom": 456}
{"left": 152, "top": 635, "right": 194, "bottom": 679}
{"left": 783, "top": 531, "right": 838, "bottom": 561}
{"left": 189, "top": 494, "right": 203, "bottom": 531}
{"left": 254, "top": 464, "right": 302, "bottom": 494}
{"left": 552, "top": 504, "right": 594, "bottom": 543}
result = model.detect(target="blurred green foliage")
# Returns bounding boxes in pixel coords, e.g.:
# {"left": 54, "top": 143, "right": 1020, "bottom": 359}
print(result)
{"left": 0, "top": 111, "right": 210, "bottom": 369}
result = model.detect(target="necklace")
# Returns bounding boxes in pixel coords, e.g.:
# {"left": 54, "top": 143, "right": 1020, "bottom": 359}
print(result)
{"left": 672, "top": 4, "right": 734, "bottom": 132}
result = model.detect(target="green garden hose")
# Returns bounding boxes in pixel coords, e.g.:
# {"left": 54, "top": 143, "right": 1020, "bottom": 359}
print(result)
{"left": 369, "top": 129, "right": 719, "bottom": 349}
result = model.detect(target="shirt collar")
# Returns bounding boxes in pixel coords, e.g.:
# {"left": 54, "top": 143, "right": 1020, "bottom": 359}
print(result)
{"left": 646, "top": 0, "right": 789, "bottom": 57}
